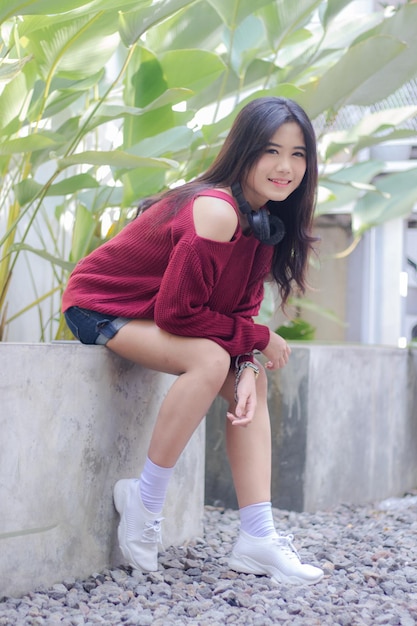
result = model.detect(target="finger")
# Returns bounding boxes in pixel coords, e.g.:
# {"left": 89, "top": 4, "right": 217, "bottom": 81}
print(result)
{"left": 235, "top": 395, "right": 248, "bottom": 418}
{"left": 227, "top": 412, "right": 251, "bottom": 427}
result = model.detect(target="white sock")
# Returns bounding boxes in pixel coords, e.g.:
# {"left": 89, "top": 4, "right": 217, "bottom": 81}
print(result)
{"left": 139, "top": 456, "right": 174, "bottom": 514}
{"left": 239, "top": 502, "right": 276, "bottom": 537}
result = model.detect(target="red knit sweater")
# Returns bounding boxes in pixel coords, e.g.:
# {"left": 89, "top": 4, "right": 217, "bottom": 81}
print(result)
{"left": 62, "top": 190, "right": 273, "bottom": 357}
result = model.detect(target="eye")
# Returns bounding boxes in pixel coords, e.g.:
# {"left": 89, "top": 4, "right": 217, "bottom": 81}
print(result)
{"left": 293, "top": 150, "right": 306, "bottom": 158}
{"left": 266, "top": 147, "right": 278, "bottom": 155}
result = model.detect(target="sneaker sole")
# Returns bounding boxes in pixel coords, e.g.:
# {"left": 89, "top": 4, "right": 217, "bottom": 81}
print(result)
{"left": 229, "top": 553, "right": 323, "bottom": 586}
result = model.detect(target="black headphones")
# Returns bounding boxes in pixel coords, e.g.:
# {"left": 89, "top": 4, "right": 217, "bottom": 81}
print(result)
{"left": 231, "top": 182, "right": 285, "bottom": 246}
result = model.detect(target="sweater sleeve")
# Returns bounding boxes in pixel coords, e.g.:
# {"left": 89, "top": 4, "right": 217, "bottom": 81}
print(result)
{"left": 154, "top": 238, "right": 270, "bottom": 356}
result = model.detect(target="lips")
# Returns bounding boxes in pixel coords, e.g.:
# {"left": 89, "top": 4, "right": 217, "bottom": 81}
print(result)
{"left": 269, "top": 178, "right": 291, "bottom": 186}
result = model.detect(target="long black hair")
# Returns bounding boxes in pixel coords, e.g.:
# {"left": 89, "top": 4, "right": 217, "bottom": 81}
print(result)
{"left": 139, "top": 96, "right": 318, "bottom": 307}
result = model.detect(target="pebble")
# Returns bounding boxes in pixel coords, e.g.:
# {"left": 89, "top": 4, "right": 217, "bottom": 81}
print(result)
{"left": 1, "top": 497, "right": 417, "bottom": 625}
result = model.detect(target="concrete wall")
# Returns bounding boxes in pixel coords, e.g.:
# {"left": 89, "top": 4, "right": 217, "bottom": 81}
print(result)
{"left": 0, "top": 342, "right": 205, "bottom": 599}
{"left": 2, "top": 342, "right": 416, "bottom": 598}
{"left": 205, "top": 345, "right": 417, "bottom": 512}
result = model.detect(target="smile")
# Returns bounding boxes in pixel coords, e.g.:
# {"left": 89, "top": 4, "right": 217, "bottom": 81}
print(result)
{"left": 268, "top": 178, "right": 291, "bottom": 186}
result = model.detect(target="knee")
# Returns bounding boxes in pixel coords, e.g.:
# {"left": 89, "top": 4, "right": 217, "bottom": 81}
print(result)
{"left": 197, "top": 340, "right": 231, "bottom": 386}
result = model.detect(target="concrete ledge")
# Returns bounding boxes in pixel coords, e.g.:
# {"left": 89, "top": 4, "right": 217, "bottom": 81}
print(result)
{"left": 0, "top": 343, "right": 205, "bottom": 599}
{"left": 205, "top": 345, "right": 417, "bottom": 512}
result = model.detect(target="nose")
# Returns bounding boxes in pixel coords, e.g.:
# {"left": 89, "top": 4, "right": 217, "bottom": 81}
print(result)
{"left": 276, "top": 153, "right": 291, "bottom": 173}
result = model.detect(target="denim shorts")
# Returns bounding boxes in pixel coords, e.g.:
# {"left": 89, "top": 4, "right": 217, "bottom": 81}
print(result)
{"left": 64, "top": 306, "right": 132, "bottom": 345}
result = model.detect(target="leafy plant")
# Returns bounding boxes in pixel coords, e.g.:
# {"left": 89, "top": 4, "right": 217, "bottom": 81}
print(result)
{"left": 275, "top": 318, "right": 316, "bottom": 341}
{"left": 1, "top": 0, "right": 417, "bottom": 340}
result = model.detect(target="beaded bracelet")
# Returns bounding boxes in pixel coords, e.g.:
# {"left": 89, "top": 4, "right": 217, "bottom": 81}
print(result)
{"left": 234, "top": 361, "right": 260, "bottom": 403}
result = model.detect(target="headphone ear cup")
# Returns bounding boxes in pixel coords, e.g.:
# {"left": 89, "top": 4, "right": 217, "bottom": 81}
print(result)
{"left": 248, "top": 209, "right": 271, "bottom": 242}
{"left": 265, "top": 214, "right": 286, "bottom": 246}
{"left": 231, "top": 181, "right": 286, "bottom": 245}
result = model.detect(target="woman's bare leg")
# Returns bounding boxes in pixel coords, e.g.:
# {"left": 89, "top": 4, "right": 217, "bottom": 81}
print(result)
{"left": 107, "top": 319, "right": 230, "bottom": 467}
{"left": 220, "top": 364, "right": 272, "bottom": 508}
{"left": 221, "top": 366, "right": 324, "bottom": 585}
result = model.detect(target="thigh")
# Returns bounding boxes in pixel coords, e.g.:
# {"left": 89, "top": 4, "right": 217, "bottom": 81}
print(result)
{"left": 106, "top": 318, "right": 230, "bottom": 376}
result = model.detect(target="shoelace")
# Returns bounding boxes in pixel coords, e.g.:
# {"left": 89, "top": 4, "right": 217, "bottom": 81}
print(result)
{"left": 272, "top": 533, "right": 301, "bottom": 562}
{"left": 141, "top": 518, "right": 163, "bottom": 544}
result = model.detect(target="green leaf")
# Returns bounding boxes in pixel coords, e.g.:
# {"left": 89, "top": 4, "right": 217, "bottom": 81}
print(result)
{"left": 127, "top": 126, "right": 195, "bottom": 158}
{"left": 14, "top": 173, "right": 101, "bottom": 207}
{"left": 83, "top": 88, "right": 193, "bottom": 133}
{"left": 298, "top": 35, "right": 407, "bottom": 118}
{"left": 122, "top": 46, "right": 173, "bottom": 146}
{"left": 317, "top": 161, "right": 385, "bottom": 215}
{"left": 118, "top": 0, "right": 196, "bottom": 47}
{"left": 323, "top": 107, "right": 417, "bottom": 159}
{"left": 225, "top": 14, "right": 266, "bottom": 75}
{"left": 257, "top": 0, "right": 322, "bottom": 50}
{"left": 353, "top": 4, "right": 417, "bottom": 91}
{"left": 58, "top": 150, "right": 178, "bottom": 171}
{"left": 276, "top": 318, "right": 316, "bottom": 341}
{"left": 352, "top": 167, "right": 417, "bottom": 235}
{"left": 352, "top": 130, "right": 417, "bottom": 157}
{"left": 320, "top": 0, "right": 355, "bottom": 27}
{"left": 0, "top": 0, "right": 89, "bottom": 22}
{"left": 0, "top": 57, "right": 32, "bottom": 84}
{"left": 144, "top": 1, "right": 222, "bottom": 53}
{"left": 121, "top": 167, "right": 166, "bottom": 207}
{"left": 14, "top": 179, "right": 43, "bottom": 206}
{"left": 48, "top": 174, "right": 100, "bottom": 195}
{"left": 206, "top": 0, "right": 275, "bottom": 29}
{"left": 9, "top": 243, "right": 74, "bottom": 271}
{"left": 0, "top": 132, "right": 66, "bottom": 154}
{"left": 0, "top": 64, "right": 37, "bottom": 134}
{"left": 70, "top": 204, "right": 96, "bottom": 263}
{"left": 160, "top": 49, "right": 226, "bottom": 92}
{"left": 26, "top": 13, "right": 120, "bottom": 81}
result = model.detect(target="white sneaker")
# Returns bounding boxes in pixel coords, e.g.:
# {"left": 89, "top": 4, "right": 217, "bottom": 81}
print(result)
{"left": 229, "top": 530, "right": 324, "bottom": 586}
{"left": 113, "top": 478, "right": 163, "bottom": 572}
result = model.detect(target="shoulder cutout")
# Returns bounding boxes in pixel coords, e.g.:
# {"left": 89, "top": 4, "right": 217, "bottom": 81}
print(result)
{"left": 193, "top": 194, "right": 238, "bottom": 242}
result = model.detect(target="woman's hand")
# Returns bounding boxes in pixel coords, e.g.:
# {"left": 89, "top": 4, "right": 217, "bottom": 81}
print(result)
{"left": 226, "top": 366, "right": 257, "bottom": 427}
{"left": 262, "top": 330, "right": 291, "bottom": 370}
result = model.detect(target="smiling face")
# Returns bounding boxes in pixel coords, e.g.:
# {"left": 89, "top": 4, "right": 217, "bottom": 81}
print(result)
{"left": 241, "top": 122, "right": 307, "bottom": 209}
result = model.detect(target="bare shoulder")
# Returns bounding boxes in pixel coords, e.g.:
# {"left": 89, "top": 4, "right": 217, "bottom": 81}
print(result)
{"left": 193, "top": 190, "right": 238, "bottom": 242}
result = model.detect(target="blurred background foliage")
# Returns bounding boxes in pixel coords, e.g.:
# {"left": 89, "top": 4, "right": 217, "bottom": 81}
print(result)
{"left": 1, "top": 0, "right": 417, "bottom": 340}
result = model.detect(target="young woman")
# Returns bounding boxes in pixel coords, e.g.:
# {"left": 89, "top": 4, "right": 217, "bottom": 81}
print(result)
{"left": 62, "top": 96, "right": 323, "bottom": 586}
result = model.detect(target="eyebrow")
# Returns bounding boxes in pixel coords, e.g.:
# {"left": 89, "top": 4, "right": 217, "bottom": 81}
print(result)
{"left": 267, "top": 141, "right": 307, "bottom": 151}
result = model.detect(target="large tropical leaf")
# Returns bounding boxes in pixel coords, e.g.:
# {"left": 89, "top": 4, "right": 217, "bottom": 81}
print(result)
{"left": 160, "top": 49, "right": 226, "bottom": 92}
{"left": 0, "top": 0, "right": 89, "bottom": 22}
{"left": 298, "top": 35, "right": 407, "bottom": 118}
{"left": 0, "top": 64, "right": 37, "bottom": 136}
{"left": 207, "top": 0, "right": 280, "bottom": 30}
{"left": 118, "top": 0, "right": 196, "bottom": 47}
{"left": 256, "top": 0, "right": 323, "bottom": 50}
{"left": 144, "top": 1, "right": 222, "bottom": 52}
{"left": 323, "top": 107, "right": 417, "bottom": 159}
{"left": 0, "top": 131, "right": 67, "bottom": 154}
{"left": 352, "top": 168, "right": 417, "bottom": 235}
{"left": 23, "top": 13, "right": 120, "bottom": 81}
{"left": 14, "top": 174, "right": 101, "bottom": 207}
{"left": 318, "top": 161, "right": 385, "bottom": 215}
{"left": 58, "top": 150, "right": 178, "bottom": 172}
{"left": 353, "top": 3, "right": 417, "bottom": 88}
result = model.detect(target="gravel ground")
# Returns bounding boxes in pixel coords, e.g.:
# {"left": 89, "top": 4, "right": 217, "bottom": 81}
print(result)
{"left": 2, "top": 495, "right": 417, "bottom": 626}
